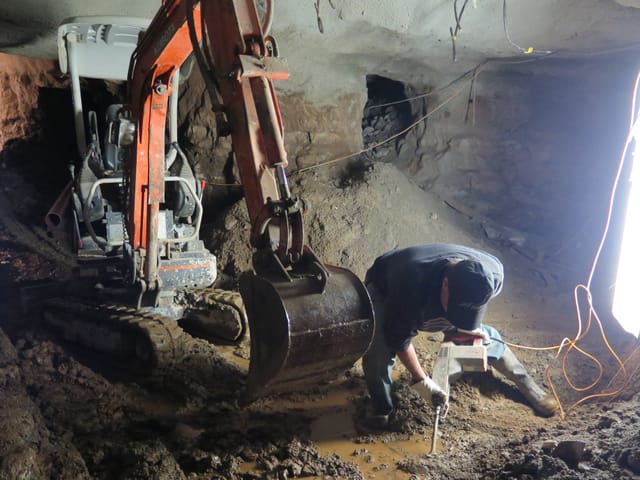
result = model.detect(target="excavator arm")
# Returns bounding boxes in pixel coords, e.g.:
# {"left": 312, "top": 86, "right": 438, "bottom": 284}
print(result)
{"left": 128, "top": 0, "right": 306, "bottom": 291}
{"left": 125, "top": 0, "right": 374, "bottom": 399}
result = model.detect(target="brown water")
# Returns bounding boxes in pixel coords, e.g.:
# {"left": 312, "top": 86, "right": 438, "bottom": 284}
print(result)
{"left": 222, "top": 349, "right": 437, "bottom": 477}
{"left": 309, "top": 388, "right": 435, "bottom": 478}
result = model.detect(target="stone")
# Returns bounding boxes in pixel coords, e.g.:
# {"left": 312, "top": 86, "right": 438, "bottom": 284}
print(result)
{"left": 0, "top": 447, "right": 43, "bottom": 480}
{"left": 552, "top": 440, "right": 585, "bottom": 468}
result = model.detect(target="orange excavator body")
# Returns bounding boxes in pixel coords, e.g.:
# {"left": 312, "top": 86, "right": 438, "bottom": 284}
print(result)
{"left": 123, "top": 0, "right": 374, "bottom": 399}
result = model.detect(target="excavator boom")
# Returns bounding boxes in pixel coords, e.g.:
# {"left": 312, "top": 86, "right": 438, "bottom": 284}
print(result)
{"left": 123, "top": 0, "right": 374, "bottom": 399}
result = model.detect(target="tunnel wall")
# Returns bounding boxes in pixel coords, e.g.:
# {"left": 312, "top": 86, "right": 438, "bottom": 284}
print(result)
{"left": 389, "top": 54, "right": 639, "bottom": 303}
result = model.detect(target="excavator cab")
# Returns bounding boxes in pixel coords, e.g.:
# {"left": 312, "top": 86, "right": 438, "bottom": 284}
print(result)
{"left": 45, "top": 1, "right": 374, "bottom": 401}
{"left": 56, "top": 18, "right": 213, "bottom": 293}
{"left": 55, "top": 17, "right": 150, "bottom": 257}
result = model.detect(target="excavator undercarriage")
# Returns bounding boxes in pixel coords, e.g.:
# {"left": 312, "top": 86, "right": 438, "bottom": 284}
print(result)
{"left": 33, "top": 0, "right": 374, "bottom": 401}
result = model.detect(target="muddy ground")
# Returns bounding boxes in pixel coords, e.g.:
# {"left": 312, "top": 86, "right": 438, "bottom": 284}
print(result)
{"left": 2, "top": 136, "right": 640, "bottom": 480}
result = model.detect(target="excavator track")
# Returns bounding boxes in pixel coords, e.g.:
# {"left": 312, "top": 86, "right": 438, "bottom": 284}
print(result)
{"left": 177, "top": 288, "right": 247, "bottom": 344}
{"left": 41, "top": 297, "right": 186, "bottom": 369}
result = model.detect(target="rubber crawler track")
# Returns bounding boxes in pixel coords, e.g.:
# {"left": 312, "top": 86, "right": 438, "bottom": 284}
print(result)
{"left": 197, "top": 288, "right": 247, "bottom": 340}
{"left": 42, "top": 297, "right": 187, "bottom": 369}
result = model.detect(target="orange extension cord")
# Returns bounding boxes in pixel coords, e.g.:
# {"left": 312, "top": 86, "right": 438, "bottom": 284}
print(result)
{"left": 504, "top": 69, "right": 640, "bottom": 420}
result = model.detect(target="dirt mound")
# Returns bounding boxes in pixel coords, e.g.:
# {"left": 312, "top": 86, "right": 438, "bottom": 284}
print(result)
{"left": 208, "top": 161, "right": 485, "bottom": 283}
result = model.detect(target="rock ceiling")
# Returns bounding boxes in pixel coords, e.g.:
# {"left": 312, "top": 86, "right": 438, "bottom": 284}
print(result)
{"left": 1, "top": 0, "right": 640, "bottom": 100}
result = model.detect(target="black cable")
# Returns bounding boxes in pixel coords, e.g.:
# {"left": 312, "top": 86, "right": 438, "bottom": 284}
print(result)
{"left": 364, "top": 65, "right": 478, "bottom": 112}
{"left": 199, "top": 1, "right": 218, "bottom": 76}
{"left": 185, "top": 0, "right": 219, "bottom": 96}
{"left": 464, "top": 65, "right": 479, "bottom": 124}
{"left": 449, "top": 0, "right": 470, "bottom": 62}
{"left": 454, "top": 0, "right": 470, "bottom": 34}
{"left": 315, "top": 0, "right": 324, "bottom": 34}
{"left": 185, "top": 0, "right": 229, "bottom": 136}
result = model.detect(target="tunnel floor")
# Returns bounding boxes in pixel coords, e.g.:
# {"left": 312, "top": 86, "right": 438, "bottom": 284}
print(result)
{"left": 1, "top": 146, "right": 640, "bottom": 479}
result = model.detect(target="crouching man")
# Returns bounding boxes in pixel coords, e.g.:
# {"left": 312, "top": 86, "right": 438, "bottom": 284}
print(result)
{"left": 362, "top": 243, "right": 557, "bottom": 429}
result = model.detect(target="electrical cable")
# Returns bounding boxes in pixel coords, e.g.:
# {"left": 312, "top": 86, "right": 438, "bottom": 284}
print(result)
{"left": 500, "top": 69, "right": 640, "bottom": 420}
{"left": 185, "top": 0, "right": 222, "bottom": 115}
{"left": 363, "top": 43, "right": 628, "bottom": 116}
{"left": 288, "top": 65, "right": 484, "bottom": 177}
{"left": 314, "top": 0, "right": 324, "bottom": 34}
{"left": 364, "top": 52, "right": 563, "bottom": 114}
{"left": 364, "top": 67, "right": 477, "bottom": 112}
{"left": 449, "top": 0, "right": 470, "bottom": 62}
{"left": 199, "top": 1, "right": 218, "bottom": 79}
{"left": 293, "top": 53, "right": 579, "bottom": 176}
{"left": 464, "top": 64, "right": 479, "bottom": 125}
{"left": 553, "top": 71, "right": 640, "bottom": 413}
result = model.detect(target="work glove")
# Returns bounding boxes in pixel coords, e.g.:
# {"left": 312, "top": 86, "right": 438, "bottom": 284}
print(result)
{"left": 411, "top": 377, "right": 448, "bottom": 408}
{"left": 455, "top": 327, "right": 490, "bottom": 342}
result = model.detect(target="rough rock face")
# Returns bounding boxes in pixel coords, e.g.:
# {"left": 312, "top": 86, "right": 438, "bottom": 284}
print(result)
{"left": 278, "top": 91, "right": 365, "bottom": 171}
{"left": 357, "top": 55, "right": 637, "bottom": 300}
{"left": 178, "top": 67, "right": 365, "bottom": 179}
{"left": 0, "top": 53, "right": 65, "bottom": 150}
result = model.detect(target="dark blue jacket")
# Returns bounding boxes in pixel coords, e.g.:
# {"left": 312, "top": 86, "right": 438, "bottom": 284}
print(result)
{"left": 365, "top": 243, "right": 503, "bottom": 352}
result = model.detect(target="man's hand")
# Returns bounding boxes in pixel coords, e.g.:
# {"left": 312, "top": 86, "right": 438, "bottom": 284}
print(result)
{"left": 411, "top": 377, "right": 448, "bottom": 408}
{"left": 455, "top": 327, "right": 490, "bottom": 342}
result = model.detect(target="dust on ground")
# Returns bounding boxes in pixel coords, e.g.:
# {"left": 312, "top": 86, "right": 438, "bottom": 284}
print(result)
{"left": 1, "top": 153, "right": 640, "bottom": 480}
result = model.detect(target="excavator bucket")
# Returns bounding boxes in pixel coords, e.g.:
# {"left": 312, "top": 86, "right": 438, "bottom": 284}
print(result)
{"left": 239, "top": 265, "right": 374, "bottom": 400}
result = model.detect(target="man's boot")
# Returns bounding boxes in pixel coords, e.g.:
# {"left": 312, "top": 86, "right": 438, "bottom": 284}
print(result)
{"left": 491, "top": 347, "right": 557, "bottom": 417}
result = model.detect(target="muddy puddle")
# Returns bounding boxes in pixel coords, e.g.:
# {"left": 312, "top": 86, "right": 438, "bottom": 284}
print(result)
{"left": 217, "top": 346, "right": 440, "bottom": 478}
{"left": 308, "top": 385, "right": 437, "bottom": 478}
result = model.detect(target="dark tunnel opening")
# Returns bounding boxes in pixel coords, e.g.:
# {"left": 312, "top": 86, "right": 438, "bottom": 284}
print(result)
{"left": 361, "top": 74, "right": 417, "bottom": 163}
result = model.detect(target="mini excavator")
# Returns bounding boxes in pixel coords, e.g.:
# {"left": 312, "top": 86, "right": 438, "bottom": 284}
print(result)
{"left": 34, "top": 0, "right": 374, "bottom": 400}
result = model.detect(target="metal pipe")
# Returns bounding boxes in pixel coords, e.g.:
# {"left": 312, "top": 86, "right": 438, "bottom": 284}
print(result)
{"left": 165, "top": 69, "right": 180, "bottom": 170}
{"left": 66, "top": 33, "right": 87, "bottom": 157}
{"left": 45, "top": 180, "right": 73, "bottom": 232}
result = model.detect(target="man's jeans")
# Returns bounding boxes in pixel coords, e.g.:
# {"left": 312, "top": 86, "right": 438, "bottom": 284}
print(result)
{"left": 362, "top": 283, "right": 396, "bottom": 415}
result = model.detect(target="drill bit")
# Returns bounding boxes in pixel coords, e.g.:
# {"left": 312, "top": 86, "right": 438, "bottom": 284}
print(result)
{"left": 431, "top": 405, "right": 441, "bottom": 454}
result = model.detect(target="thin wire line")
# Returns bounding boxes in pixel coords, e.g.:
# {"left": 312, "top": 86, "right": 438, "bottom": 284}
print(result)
{"left": 289, "top": 68, "right": 479, "bottom": 176}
